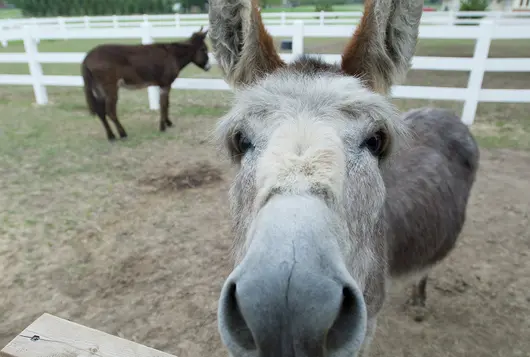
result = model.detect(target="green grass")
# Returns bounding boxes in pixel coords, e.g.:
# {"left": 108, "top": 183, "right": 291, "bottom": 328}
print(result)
{"left": 393, "top": 99, "right": 530, "bottom": 150}
{"left": 0, "top": 86, "right": 230, "bottom": 168}
{"left": 0, "top": 8, "right": 22, "bottom": 19}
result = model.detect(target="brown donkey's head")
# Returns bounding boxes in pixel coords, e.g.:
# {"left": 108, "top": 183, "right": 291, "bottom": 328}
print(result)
{"left": 189, "top": 26, "right": 211, "bottom": 71}
{"left": 208, "top": 0, "right": 423, "bottom": 355}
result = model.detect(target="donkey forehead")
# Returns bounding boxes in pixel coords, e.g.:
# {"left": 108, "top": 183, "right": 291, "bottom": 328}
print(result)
{"left": 227, "top": 70, "right": 394, "bottom": 136}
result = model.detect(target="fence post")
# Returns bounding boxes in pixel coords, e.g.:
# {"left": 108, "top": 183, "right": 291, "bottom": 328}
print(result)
{"left": 0, "top": 25, "right": 7, "bottom": 47}
{"left": 23, "top": 26, "right": 48, "bottom": 105}
{"left": 447, "top": 10, "right": 454, "bottom": 26}
{"left": 112, "top": 15, "right": 118, "bottom": 28}
{"left": 281, "top": 12, "right": 286, "bottom": 25}
{"left": 461, "top": 20, "right": 493, "bottom": 126}
{"left": 1, "top": 20, "right": 8, "bottom": 47}
{"left": 175, "top": 13, "right": 180, "bottom": 27}
{"left": 58, "top": 17, "right": 67, "bottom": 39}
{"left": 31, "top": 17, "right": 40, "bottom": 44}
{"left": 319, "top": 11, "right": 325, "bottom": 26}
{"left": 141, "top": 23, "right": 160, "bottom": 111}
{"left": 493, "top": 11, "right": 502, "bottom": 25}
{"left": 84, "top": 16, "right": 90, "bottom": 29}
{"left": 292, "top": 20, "right": 304, "bottom": 58}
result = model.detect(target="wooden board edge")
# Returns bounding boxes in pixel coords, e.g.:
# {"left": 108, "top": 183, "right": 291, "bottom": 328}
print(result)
{"left": 1, "top": 313, "right": 178, "bottom": 357}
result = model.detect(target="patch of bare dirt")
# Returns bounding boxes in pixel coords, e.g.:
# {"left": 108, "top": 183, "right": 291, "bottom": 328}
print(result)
{"left": 2, "top": 143, "right": 529, "bottom": 357}
{"left": 138, "top": 161, "right": 223, "bottom": 192}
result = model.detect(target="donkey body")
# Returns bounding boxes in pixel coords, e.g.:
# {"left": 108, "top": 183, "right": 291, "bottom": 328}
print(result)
{"left": 81, "top": 29, "right": 210, "bottom": 141}
{"left": 384, "top": 107, "right": 479, "bottom": 309}
{"left": 208, "top": 0, "right": 479, "bottom": 356}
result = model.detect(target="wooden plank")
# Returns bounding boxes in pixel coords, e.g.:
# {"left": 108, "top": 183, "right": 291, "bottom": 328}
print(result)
{"left": 1, "top": 313, "right": 177, "bottom": 357}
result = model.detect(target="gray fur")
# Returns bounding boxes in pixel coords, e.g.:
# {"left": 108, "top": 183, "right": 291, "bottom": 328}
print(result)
{"left": 208, "top": 0, "right": 479, "bottom": 356}
{"left": 384, "top": 107, "right": 480, "bottom": 277}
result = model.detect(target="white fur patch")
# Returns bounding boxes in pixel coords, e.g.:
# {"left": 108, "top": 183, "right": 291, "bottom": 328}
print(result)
{"left": 254, "top": 119, "right": 346, "bottom": 212}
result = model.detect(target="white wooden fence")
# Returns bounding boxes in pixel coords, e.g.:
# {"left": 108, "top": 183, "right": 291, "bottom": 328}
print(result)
{"left": 0, "top": 21, "right": 529, "bottom": 125}
{"left": 1, "top": 10, "right": 530, "bottom": 47}
{"left": 1, "top": 10, "right": 530, "bottom": 36}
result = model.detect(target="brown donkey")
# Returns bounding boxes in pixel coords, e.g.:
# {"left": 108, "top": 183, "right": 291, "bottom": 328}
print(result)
{"left": 81, "top": 28, "right": 210, "bottom": 141}
{"left": 208, "top": 0, "right": 480, "bottom": 355}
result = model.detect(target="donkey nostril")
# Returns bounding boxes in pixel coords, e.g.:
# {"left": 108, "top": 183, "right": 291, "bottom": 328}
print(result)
{"left": 326, "top": 286, "right": 365, "bottom": 352}
{"left": 220, "top": 283, "right": 256, "bottom": 351}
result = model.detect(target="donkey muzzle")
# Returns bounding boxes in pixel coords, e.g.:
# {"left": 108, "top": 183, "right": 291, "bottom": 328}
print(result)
{"left": 218, "top": 194, "right": 367, "bottom": 357}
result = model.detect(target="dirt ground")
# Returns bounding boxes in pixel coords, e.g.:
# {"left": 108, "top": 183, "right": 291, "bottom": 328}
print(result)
{"left": 1, "top": 35, "right": 529, "bottom": 357}
{"left": 0, "top": 90, "right": 529, "bottom": 357}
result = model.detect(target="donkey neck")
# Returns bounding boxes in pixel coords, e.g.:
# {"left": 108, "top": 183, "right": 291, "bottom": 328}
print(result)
{"left": 168, "top": 42, "right": 197, "bottom": 69}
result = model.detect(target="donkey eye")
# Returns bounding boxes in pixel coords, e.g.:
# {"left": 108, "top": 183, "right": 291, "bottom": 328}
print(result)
{"left": 362, "top": 130, "right": 388, "bottom": 157}
{"left": 232, "top": 131, "right": 253, "bottom": 156}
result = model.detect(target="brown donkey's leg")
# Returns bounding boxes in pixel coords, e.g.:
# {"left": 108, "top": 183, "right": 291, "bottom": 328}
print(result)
{"left": 159, "top": 86, "right": 172, "bottom": 132}
{"left": 106, "top": 88, "right": 128, "bottom": 139}
{"left": 94, "top": 98, "right": 116, "bottom": 141}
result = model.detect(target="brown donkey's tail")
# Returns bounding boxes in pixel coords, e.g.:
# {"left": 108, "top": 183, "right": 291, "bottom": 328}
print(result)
{"left": 81, "top": 61, "right": 103, "bottom": 116}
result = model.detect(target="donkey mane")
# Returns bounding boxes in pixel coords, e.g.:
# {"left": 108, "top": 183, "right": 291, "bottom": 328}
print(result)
{"left": 288, "top": 55, "right": 343, "bottom": 74}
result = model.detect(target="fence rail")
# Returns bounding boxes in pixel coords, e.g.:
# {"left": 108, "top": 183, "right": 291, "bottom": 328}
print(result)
{"left": 0, "top": 21, "right": 529, "bottom": 125}
{"left": 1, "top": 10, "right": 530, "bottom": 47}
{"left": 1, "top": 10, "right": 530, "bottom": 35}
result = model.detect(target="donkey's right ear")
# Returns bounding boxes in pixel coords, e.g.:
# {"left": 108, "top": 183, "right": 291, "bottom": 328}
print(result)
{"left": 208, "top": 0, "right": 285, "bottom": 88}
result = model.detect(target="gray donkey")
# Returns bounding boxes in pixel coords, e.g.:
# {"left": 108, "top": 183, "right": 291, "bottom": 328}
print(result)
{"left": 208, "top": 0, "right": 480, "bottom": 355}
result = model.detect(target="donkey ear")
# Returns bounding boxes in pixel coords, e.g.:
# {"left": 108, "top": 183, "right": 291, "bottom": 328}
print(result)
{"left": 341, "top": 0, "right": 424, "bottom": 95}
{"left": 208, "top": 0, "right": 285, "bottom": 88}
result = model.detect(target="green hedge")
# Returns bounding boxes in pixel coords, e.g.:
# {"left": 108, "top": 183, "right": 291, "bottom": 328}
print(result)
{"left": 10, "top": 0, "right": 175, "bottom": 17}
{"left": 456, "top": 0, "right": 489, "bottom": 25}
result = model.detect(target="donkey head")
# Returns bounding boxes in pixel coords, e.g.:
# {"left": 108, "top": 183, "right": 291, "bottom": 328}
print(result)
{"left": 189, "top": 26, "right": 211, "bottom": 71}
{"left": 209, "top": 0, "right": 423, "bottom": 355}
